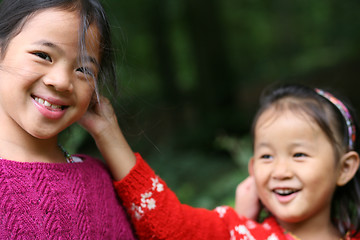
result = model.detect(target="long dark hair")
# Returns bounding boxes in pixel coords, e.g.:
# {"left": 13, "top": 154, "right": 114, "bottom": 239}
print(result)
{"left": 252, "top": 84, "right": 360, "bottom": 236}
{"left": 0, "top": 0, "right": 116, "bottom": 96}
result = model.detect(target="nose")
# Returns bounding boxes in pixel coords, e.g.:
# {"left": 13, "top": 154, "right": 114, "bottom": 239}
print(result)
{"left": 271, "top": 157, "right": 293, "bottom": 180}
{"left": 43, "top": 66, "right": 74, "bottom": 93}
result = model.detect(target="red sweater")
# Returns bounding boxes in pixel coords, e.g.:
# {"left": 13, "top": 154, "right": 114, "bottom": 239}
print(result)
{"left": 114, "top": 154, "right": 359, "bottom": 240}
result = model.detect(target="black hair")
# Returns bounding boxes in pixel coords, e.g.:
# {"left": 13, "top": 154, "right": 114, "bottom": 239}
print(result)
{"left": 252, "top": 84, "right": 360, "bottom": 236}
{"left": 0, "top": 0, "right": 116, "bottom": 96}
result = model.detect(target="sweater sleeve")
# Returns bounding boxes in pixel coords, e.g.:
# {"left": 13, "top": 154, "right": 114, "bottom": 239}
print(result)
{"left": 114, "top": 153, "right": 234, "bottom": 240}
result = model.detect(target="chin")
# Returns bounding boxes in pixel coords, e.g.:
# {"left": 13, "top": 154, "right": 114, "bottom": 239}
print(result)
{"left": 28, "top": 129, "right": 60, "bottom": 140}
{"left": 274, "top": 212, "right": 306, "bottom": 224}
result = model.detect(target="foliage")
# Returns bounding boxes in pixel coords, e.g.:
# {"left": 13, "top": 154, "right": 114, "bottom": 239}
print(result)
{"left": 66, "top": 0, "right": 360, "bottom": 209}
{"left": 144, "top": 135, "right": 252, "bottom": 209}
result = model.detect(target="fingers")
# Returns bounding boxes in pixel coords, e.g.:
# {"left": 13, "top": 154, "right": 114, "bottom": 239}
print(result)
{"left": 78, "top": 95, "right": 119, "bottom": 139}
{"left": 85, "top": 95, "right": 114, "bottom": 118}
{"left": 98, "top": 97, "right": 115, "bottom": 118}
{"left": 235, "top": 176, "right": 260, "bottom": 220}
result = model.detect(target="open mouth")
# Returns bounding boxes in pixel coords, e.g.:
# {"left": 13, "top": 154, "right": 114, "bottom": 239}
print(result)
{"left": 32, "top": 95, "right": 68, "bottom": 111}
{"left": 273, "top": 188, "right": 300, "bottom": 196}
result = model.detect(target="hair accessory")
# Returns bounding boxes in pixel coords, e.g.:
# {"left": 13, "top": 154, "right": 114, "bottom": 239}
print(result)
{"left": 315, "top": 88, "right": 356, "bottom": 150}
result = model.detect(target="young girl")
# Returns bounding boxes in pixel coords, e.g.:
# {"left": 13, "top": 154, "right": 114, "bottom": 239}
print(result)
{"left": 81, "top": 84, "right": 360, "bottom": 239}
{"left": 0, "top": 0, "right": 135, "bottom": 239}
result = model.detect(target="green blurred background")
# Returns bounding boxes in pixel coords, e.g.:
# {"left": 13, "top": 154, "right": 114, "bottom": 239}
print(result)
{"left": 62, "top": 0, "right": 360, "bottom": 209}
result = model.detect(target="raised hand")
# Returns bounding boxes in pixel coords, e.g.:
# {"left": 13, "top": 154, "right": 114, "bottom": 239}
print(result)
{"left": 78, "top": 96, "right": 136, "bottom": 180}
{"left": 79, "top": 96, "right": 118, "bottom": 138}
{"left": 234, "top": 176, "right": 261, "bottom": 220}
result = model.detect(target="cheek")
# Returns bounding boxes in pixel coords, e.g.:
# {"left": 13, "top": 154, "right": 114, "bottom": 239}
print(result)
{"left": 84, "top": 91, "right": 94, "bottom": 108}
{"left": 253, "top": 167, "right": 267, "bottom": 190}
{"left": 253, "top": 163, "right": 268, "bottom": 179}
{"left": 252, "top": 164, "right": 272, "bottom": 196}
{"left": 77, "top": 82, "right": 95, "bottom": 108}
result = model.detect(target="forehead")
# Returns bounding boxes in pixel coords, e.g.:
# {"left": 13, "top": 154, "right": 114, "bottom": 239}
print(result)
{"left": 253, "top": 107, "right": 332, "bottom": 149}
{"left": 254, "top": 103, "right": 331, "bottom": 145}
{"left": 24, "top": 8, "right": 80, "bottom": 37}
{"left": 255, "top": 106, "right": 316, "bottom": 132}
{"left": 15, "top": 8, "right": 101, "bottom": 62}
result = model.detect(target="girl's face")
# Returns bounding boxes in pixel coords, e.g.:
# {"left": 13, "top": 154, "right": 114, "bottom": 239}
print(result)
{"left": 0, "top": 8, "right": 100, "bottom": 140}
{"left": 250, "top": 107, "right": 341, "bottom": 229}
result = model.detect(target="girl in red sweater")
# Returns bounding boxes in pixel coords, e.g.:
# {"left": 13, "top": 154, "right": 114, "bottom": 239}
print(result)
{"left": 81, "top": 84, "right": 360, "bottom": 239}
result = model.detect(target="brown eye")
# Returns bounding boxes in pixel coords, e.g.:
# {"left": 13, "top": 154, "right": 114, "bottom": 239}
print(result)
{"left": 294, "top": 153, "right": 307, "bottom": 158}
{"left": 33, "top": 52, "right": 52, "bottom": 62}
{"left": 76, "top": 67, "right": 94, "bottom": 76}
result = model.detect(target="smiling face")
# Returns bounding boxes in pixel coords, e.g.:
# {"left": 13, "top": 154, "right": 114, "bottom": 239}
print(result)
{"left": 251, "top": 105, "right": 342, "bottom": 229}
{"left": 0, "top": 8, "right": 100, "bottom": 140}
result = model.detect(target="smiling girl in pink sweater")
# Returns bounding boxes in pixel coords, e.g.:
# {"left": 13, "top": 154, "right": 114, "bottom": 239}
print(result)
{"left": 0, "top": 0, "right": 135, "bottom": 239}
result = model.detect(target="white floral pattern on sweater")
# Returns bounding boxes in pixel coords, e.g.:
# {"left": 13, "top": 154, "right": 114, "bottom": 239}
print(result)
{"left": 130, "top": 177, "right": 164, "bottom": 220}
{"left": 130, "top": 179, "right": 282, "bottom": 240}
{"left": 216, "top": 206, "right": 280, "bottom": 240}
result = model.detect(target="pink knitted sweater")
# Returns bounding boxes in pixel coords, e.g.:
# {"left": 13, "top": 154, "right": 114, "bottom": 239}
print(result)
{"left": 0, "top": 154, "right": 136, "bottom": 240}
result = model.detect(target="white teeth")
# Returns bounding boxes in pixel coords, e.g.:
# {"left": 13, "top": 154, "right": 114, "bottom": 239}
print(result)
{"left": 44, "top": 100, "right": 51, "bottom": 107}
{"left": 274, "top": 189, "right": 297, "bottom": 195}
{"left": 34, "top": 97, "right": 62, "bottom": 110}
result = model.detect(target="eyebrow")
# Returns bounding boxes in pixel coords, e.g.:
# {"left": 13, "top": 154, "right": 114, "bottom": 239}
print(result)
{"left": 32, "top": 40, "right": 100, "bottom": 68}
{"left": 255, "top": 141, "right": 313, "bottom": 151}
{"left": 82, "top": 55, "right": 100, "bottom": 69}
{"left": 254, "top": 142, "right": 271, "bottom": 150}
{"left": 33, "top": 40, "right": 63, "bottom": 53}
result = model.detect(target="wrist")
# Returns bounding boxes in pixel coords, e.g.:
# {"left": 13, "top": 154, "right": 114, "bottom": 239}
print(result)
{"left": 92, "top": 124, "right": 136, "bottom": 180}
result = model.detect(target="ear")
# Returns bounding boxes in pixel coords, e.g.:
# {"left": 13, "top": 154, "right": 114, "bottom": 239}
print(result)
{"left": 337, "top": 151, "right": 360, "bottom": 186}
{"left": 248, "top": 157, "right": 255, "bottom": 176}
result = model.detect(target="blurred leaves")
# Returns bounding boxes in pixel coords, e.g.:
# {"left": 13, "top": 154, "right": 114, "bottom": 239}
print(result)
{"left": 66, "top": 0, "right": 360, "bottom": 209}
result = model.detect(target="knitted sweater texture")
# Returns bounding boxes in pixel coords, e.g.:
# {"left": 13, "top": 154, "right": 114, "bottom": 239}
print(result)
{"left": 114, "top": 153, "right": 360, "bottom": 240}
{"left": 0, "top": 154, "right": 136, "bottom": 240}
